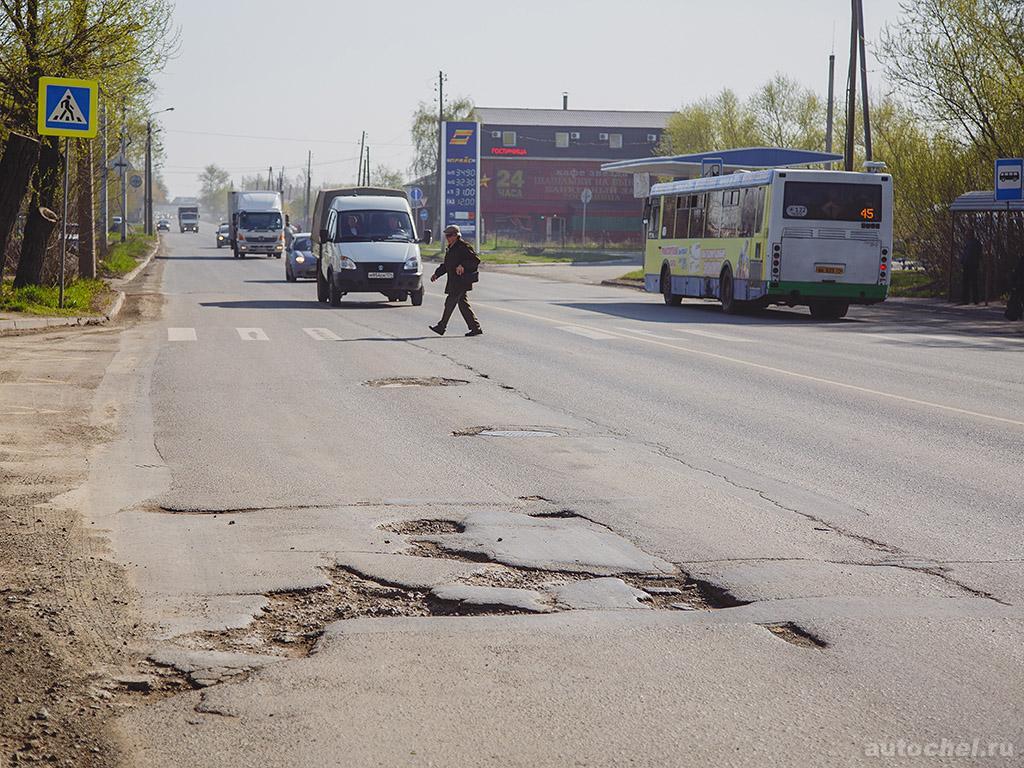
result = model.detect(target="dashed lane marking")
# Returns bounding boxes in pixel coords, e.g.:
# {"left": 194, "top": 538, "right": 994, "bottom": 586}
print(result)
{"left": 237, "top": 327, "right": 269, "bottom": 341}
{"left": 303, "top": 327, "right": 343, "bottom": 341}
{"left": 675, "top": 328, "right": 753, "bottom": 343}
{"left": 558, "top": 325, "right": 619, "bottom": 340}
{"left": 479, "top": 302, "right": 1024, "bottom": 429}
{"left": 167, "top": 327, "right": 197, "bottom": 341}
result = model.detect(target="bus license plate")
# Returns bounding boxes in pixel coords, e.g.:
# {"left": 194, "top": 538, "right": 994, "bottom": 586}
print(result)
{"left": 816, "top": 264, "right": 845, "bottom": 275}
{"left": 367, "top": 271, "right": 394, "bottom": 279}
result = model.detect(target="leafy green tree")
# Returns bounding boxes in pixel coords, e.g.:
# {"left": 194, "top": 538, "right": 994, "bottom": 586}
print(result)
{"left": 750, "top": 74, "right": 825, "bottom": 150}
{"left": 371, "top": 164, "right": 404, "bottom": 189}
{"left": 409, "top": 95, "right": 474, "bottom": 180}
{"left": 198, "top": 164, "right": 230, "bottom": 216}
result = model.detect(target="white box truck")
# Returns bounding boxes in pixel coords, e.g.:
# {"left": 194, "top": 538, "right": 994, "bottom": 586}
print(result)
{"left": 227, "top": 191, "right": 285, "bottom": 259}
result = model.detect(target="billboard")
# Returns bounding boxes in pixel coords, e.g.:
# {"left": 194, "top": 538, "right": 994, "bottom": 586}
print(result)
{"left": 441, "top": 121, "right": 481, "bottom": 243}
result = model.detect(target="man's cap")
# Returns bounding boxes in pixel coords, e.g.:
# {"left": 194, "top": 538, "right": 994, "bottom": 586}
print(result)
{"left": 443, "top": 224, "right": 461, "bottom": 236}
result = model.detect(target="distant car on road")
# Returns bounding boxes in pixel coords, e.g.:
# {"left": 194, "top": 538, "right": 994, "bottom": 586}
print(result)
{"left": 156, "top": 219, "right": 170, "bottom": 232}
{"left": 216, "top": 223, "right": 230, "bottom": 248}
{"left": 286, "top": 233, "right": 316, "bottom": 281}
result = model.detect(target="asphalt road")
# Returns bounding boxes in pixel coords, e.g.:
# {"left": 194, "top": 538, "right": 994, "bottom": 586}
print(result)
{"left": 97, "top": 231, "right": 1023, "bottom": 766}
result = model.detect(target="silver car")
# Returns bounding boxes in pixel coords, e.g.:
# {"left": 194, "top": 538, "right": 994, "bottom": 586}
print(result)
{"left": 286, "top": 233, "right": 316, "bottom": 281}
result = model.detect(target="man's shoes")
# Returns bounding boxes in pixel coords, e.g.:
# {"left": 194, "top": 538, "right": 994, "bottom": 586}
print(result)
{"left": 429, "top": 325, "right": 445, "bottom": 336}
{"left": 465, "top": 328, "right": 483, "bottom": 337}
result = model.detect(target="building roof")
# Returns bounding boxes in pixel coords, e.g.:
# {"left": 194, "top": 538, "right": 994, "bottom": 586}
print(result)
{"left": 950, "top": 190, "right": 1024, "bottom": 212}
{"left": 475, "top": 107, "right": 674, "bottom": 129}
{"left": 603, "top": 148, "right": 844, "bottom": 176}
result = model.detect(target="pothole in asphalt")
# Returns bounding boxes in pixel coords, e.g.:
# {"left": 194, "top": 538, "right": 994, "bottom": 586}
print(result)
{"left": 759, "top": 622, "right": 828, "bottom": 649}
{"left": 380, "top": 518, "right": 466, "bottom": 535}
{"left": 365, "top": 377, "right": 468, "bottom": 388}
{"left": 527, "top": 509, "right": 582, "bottom": 519}
{"left": 453, "top": 425, "right": 560, "bottom": 438}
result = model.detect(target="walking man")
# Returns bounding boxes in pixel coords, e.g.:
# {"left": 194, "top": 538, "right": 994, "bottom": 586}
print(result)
{"left": 429, "top": 225, "right": 482, "bottom": 337}
{"left": 960, "top": 227, "right": 982, "bottom": 305}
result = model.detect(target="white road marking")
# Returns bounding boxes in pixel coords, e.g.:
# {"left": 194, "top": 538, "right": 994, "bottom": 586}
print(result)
{"left": 236, "top": 327, "right": 269, "bottom": 341}
{"left": 614, "top": 326, "right": 685, "bottom": 341}
{"left": 303, "top": 327, "right": 343, "bottom": 341}
{"left": 558, "top": 325, "right": 618, "bottom": 340}
{"left": 862, "top": 332, "right": 995, "bottom": 347}
{"left": 675, "top": 328, "right": 753, "bottom": 343}
{"left": 479, "top": 302, "right": 1024, "bottom": 429}
{"left": 167, "top": 327, "right": 197, "bottom": 341}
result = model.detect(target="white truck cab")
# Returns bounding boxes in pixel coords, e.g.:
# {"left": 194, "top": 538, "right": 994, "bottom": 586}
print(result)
{"left": 228, "top": 191, "right": 285, "bottom": 259}
{"left": 315, "top": 189, "right": 431, "bottom": 306}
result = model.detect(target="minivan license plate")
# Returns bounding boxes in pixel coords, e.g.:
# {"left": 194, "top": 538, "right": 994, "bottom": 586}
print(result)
{"left": 367, "top": 271, "right": 394, "bottom": 279}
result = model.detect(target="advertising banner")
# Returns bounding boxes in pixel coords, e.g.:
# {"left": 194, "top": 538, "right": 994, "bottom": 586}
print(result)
{"left": 441, "top": 121, "right": 480, "bottom": 242}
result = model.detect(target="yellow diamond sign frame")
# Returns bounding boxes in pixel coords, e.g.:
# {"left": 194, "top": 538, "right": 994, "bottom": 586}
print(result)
{"left": 37, "top": 77, "right": 98, "bottom": 138}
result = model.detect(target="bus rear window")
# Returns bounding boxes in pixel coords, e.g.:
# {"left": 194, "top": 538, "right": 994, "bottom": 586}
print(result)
{"left": 782, "top": 182, "right": 882, "bottom": 223}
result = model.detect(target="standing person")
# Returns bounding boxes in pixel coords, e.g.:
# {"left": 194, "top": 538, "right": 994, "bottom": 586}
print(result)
{"left": 429, "top": 225, "right": 482, "bottom": 337}
{"left": 960, "top": 227, "right": 983, "bottom": 305}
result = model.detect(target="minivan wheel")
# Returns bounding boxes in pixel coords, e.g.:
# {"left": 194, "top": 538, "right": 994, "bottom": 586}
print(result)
{"left": 410, "top": 288, "right": 424, "bottom": 306}
{"left": 328, "top": 271, "right": 342, "bottom": 307}
{"left": 316, "top": 259, "right": 328, "bottom": 302}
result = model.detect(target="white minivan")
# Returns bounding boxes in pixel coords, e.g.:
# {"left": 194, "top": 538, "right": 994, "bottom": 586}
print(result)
{"left": 314, "top": 188, "right": 431, "bottom": 306}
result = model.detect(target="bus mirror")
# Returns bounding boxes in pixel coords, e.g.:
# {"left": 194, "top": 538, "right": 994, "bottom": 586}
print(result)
{"left": 642, "top": 218, "right": 648, "bottom": 225}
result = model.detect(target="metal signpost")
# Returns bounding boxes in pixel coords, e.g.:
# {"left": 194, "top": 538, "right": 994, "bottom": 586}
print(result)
{"left": 440, "top": 121, "right": 481, "bottom": 247}
{"left": 580, "top": 188, "right": 593, "bottom": 244}
{"left": 37, "top": 76, "right": 99, "bottom": 308}
{"left": 994, "top": 158, "right": 1023, "bottom": 202}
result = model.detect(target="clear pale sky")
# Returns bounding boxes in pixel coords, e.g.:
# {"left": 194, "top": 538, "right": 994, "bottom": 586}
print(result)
{"left": 154, "top": 0, "right": 907, "bottom": 198}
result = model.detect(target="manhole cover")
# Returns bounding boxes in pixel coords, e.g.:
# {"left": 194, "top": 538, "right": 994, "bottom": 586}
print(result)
{"left": 365, "top": 377, "right": 468, "bottom": 388}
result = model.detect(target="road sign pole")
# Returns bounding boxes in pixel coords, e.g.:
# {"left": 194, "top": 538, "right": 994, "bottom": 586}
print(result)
{"left": 59, "top": 138, "right": 70, "bottom": 309}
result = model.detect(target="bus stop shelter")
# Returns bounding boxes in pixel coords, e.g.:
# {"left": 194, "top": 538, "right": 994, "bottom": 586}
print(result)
{"left": 948, "top": 191, "right": 1024, "bottom": 303}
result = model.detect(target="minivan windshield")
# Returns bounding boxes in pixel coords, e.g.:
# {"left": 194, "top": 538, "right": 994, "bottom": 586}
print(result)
{"left": 336, "top": 210, "right": 415, "bottom": 243}
{"left": 239, "top": 211, "right": 282, "bottom": 230}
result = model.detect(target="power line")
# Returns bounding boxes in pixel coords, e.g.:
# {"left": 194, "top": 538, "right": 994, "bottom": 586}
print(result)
{"left": 164, "top": 128, "right": 413, "bottom": 147}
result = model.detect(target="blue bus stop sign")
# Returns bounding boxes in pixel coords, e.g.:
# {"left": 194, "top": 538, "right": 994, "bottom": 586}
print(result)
{"left": 995, "top": 158, "right": 1023, "bottom": 201}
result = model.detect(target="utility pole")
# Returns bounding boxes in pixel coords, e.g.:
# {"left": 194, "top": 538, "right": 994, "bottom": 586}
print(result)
{"left": 145, "top": 120, "right": 152, "bottom": 235}
{"left": 844, "top": 0, "right": 858, "bottom": 172}
{"left": 825, "top": 54, "right": 836, "bottom": 169}
{"left": 119, "top": 108, "right": 128, "bottom": 243}
{"left": 856, "top": 0, "right": 872, "bottom": 161}
{"left": 100, "top": 100, "right": 108, "bottom": 256}
{"left": 437, "top": 70, "right": 446, "bottom": 235}
{"left": 268, "top": 166, "right": 272, "bottom": 191}
{"left": 357, "top": 131, "right": 366, "bottom": 185}
{"left": 304, "top": 150, "right": 312, "bottom": 229}
{"left": 364, "top": 146, "right": 370, "bottom": 186}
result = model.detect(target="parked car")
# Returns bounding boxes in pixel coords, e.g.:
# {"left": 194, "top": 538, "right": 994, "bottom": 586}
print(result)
{"left": 216, "top": 223, "right": 230, "bottom": 248}
{"left": 286, "top": 233, "right": 316, "bottom": 281}
{"left": 156, "top": 219, "right": 170, "bottom": 232}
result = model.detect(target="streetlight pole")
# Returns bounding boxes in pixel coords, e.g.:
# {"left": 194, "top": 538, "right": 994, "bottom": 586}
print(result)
{"left": 145, "top": 107, "right": 174, "bottom": 236}
{"left": 100, "top": 98, "right": 109, "bottom": 256}
{"left": 120, "top": 107, "right": 128, "bottom": 242}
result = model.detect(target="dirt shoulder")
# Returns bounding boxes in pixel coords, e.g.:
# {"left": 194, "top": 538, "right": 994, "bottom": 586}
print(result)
{"left": 0, "top": 260, "right": 164, "bottom": 767}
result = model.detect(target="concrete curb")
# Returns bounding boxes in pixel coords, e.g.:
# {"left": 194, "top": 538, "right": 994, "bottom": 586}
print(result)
{"left": 0, "top": 238, "right": 159, "bottom": 336}
{"left": 600, "top": 278, "right": 645, "bottom": 291}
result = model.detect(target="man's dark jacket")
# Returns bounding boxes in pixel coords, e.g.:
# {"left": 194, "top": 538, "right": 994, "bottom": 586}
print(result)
{"left": 432, "top": 238, "right": 481, "bottom": 294}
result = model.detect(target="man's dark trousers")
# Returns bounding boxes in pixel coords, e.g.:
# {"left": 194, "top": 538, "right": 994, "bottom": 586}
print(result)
{"left": 963, "top": 264, "right": 980, "bottom": 304}
{"left": 438, "top": 289, "right": 480, "bottom": 332}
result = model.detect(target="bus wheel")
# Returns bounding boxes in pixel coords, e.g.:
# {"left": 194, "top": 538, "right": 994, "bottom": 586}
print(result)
{"left": 720, "top": 266, "right": 738, "bottom": 314}
{"left": 809, "top": 300, "right": 849, "bottom": 320}
{"left": 661, "top": 266, "right": 681, "bottom": 306}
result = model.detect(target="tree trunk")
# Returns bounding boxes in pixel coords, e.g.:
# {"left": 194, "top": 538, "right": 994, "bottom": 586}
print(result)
{"left": 14, "top": 137, "right": 62, "bottom": 288}
{"left": 77, "top": 142, "right": 96, "bottom": 279}
{"left": 0, "top": 133, "right": 41, "bottom": 283}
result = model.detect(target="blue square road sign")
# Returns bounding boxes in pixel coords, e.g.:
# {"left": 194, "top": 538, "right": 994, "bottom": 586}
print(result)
{"left": 37, "top": 77, "right": 98, "bottom": 138}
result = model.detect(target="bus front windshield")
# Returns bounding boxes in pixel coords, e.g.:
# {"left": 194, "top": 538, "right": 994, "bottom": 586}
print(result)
{"left": 782, "top": 182, "right": 883, "bottom": 224}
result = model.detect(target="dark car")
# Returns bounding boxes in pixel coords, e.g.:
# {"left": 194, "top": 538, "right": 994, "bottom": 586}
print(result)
{"left": 156, "top": 219, "right": 170, "bottom": 232}
{"left": 286, "top": 233, "right": 316, "bottom": 281}
{"left": 216, "top": 223, "right": 230, "bottom": 249}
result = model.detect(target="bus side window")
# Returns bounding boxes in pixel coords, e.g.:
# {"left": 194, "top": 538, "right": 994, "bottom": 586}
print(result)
{"left": 661, "top": 196, "right": 675, "bottom": 239}
{"left": 706, "top": 191, "right": 724, "bottom": 239}
{"left": 689, "top": 194, "right": 706, "bottom": 239}
{"left": 677, "top": 195, "right": 690, "bottom": 239}
{"left": 740, "top": 188, "right": 757, "bottom": 238}
{"left": 755, "top": 187, "right": 766, "bottom": 233}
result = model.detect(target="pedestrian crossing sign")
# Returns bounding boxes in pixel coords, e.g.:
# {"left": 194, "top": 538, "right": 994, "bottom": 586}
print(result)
{"left": 37, "top": 77, "right": 98, "bottom": 138}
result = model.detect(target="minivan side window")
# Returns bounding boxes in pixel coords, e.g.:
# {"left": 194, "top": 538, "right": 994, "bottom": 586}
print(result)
{"left": 325, "top": 210, "right": 337, "bottom": 243}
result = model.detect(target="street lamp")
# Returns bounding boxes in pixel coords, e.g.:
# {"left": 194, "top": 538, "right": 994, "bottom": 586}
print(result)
{"left": 145, "top": 106, "right": 174, "bottom": 235}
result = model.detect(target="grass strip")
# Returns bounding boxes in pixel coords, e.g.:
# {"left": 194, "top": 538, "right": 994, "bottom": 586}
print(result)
{"left": 0, "top": 278, "right": 114, "bottom": 316}
{"left": 99, "top": 234, "right": 155, "bottom": 277}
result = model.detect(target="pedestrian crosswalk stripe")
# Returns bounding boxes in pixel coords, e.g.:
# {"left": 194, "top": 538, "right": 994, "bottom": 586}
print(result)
{"left": 558, "top": 325, "right": 618, "bottom": 340}
{"left": 167, "top": 327, "right": 196, "bottom": 341}
{"left": 303, "top": 327, "right": 342, "bottom": 341}
{"left": 675, "top": 328, "right": 752, "bottom": 343}
{"left": 236, "top": 327, "right": 269, "bottom": 341}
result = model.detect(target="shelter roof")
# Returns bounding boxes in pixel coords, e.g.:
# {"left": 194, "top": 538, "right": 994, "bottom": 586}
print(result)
{"left": 950, "top": 190, "right": 1024, "bottom": 213}
{"left": 602, "top": 147, "right": 843, "bottom": 176}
